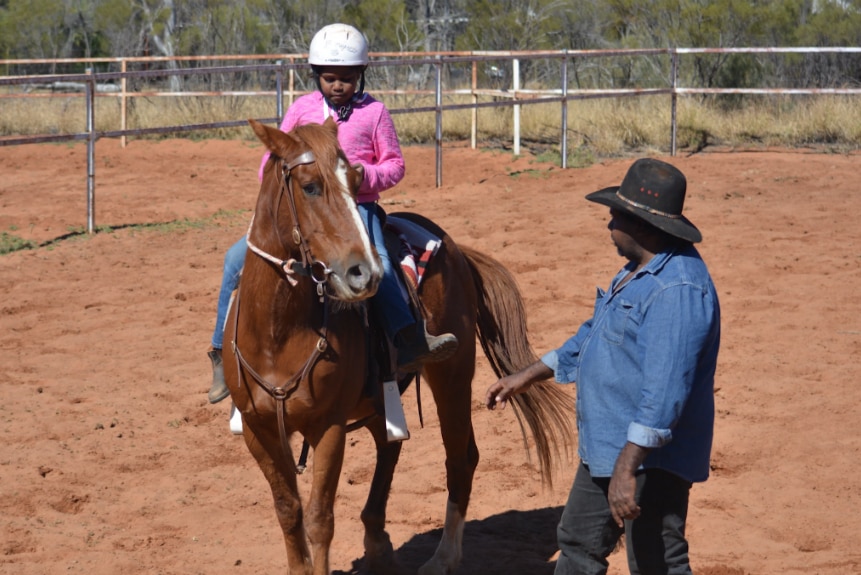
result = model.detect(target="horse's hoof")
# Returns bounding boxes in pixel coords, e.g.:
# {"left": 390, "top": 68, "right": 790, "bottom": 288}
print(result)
{"left": 363, "top": 533, "right": 402, "bottom": 575}
{"left": 364, "top": 553, "right": 405, "bottom": 575}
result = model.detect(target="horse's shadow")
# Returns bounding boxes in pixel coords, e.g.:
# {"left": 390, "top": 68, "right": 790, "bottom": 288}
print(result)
{"left": 334, "top": 506, "right": 563, "bottom": 575}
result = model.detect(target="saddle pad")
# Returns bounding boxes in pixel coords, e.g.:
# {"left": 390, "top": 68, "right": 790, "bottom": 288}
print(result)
{"left": 386, "top": 216, "right": 442, "bottom": 289}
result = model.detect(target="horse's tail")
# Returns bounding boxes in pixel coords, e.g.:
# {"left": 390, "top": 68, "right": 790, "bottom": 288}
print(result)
{"left": 461, "top": 245, "right": 576, "bottom": 487}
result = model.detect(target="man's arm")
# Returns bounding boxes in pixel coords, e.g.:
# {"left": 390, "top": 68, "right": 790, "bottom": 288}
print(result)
{"left": 485, "top": 360, "right": 553, "bottom": 410}
{"left": 608, "top": 441, "right": 651, "bottom": 527}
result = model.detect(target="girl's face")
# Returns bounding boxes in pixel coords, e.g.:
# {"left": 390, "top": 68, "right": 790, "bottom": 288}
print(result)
{"left": 317, "top": 66, "right": 363, "bottom": 106}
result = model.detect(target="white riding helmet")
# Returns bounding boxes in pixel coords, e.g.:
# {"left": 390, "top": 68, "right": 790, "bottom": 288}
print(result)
{"left": 308, "top": 24, "right": 369, "bottom": 67}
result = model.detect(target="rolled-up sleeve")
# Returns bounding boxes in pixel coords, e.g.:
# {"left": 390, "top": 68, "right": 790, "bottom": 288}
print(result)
{"left": 541, "top": 349, "right": 559, "bottom": 373}
{"left": 627, "top": 421, "right": 672, "bottom": 448}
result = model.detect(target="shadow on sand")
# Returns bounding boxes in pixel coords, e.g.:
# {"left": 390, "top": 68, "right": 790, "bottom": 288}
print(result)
{"left": 335, "top": 505, "right": 562, "bottom": 575}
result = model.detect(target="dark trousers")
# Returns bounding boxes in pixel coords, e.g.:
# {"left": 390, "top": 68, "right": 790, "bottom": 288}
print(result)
{"left": 554, "top": 462, "right": 693, "bottom": 575}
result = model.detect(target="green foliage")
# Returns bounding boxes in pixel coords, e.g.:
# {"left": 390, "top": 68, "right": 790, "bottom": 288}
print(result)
{"left": 1, "top": 0, "right": 70, "bottom": 59}
{"left": 0, "top": 211, "right": 251, "bottom": 256}
{"left": 0, "top": 231, "right": 35, "bottom": 254}
{"left": 2, "top": 0, "right": 861, "bottom": 64}
{"left": 799, "top": 0, "right": 861, "bottom": 46}
{"left": 535, "top": 146, "right": 596, "bottom": 168}
{"left": 457, "top": 0, "right": 568, "bottom": 51}
{"left": 3, "top": 0, "right": 861, "bottom": 114}
{"left": 343, "top": 0, "right": 420, "bottom": 52}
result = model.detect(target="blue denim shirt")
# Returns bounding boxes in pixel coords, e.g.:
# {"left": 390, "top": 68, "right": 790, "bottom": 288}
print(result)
{"left": 542, "top": 245, "right": 720, "bottom": 483}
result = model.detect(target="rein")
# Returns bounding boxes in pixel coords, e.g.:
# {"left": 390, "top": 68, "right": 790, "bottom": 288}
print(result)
{"left": 231, "top": 150, "right": 333, "bottom": 473}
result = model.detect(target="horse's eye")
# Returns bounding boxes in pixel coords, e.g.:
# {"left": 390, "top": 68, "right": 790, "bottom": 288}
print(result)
{"left": 302, "top": 182, "right": 322, "bottom": 197}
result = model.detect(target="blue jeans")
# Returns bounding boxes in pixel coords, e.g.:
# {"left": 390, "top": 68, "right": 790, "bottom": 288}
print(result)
{"left": 210, "top": 203, "right": 413, "bottom": 349}
{"left": 357, "top": 202, "right": 414, "bottom": 339}
{"left": 211, "top": 235, "right": 246, "bottom": 350}
{"left": 555, "top": 462, "right": 692, "bottom": 575}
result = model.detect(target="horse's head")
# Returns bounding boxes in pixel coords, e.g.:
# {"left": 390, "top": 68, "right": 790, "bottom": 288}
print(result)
{"left": 248, "top": 117, "right": 381, "bottom": 302}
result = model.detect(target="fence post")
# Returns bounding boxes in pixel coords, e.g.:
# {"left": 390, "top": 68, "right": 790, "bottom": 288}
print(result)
{"left": 435, "top": 55, "right": 443, "bottom": 188}
{"left": 288, "top": 57, "right": 295, "bottom": 109}
{"left": 276, "top": 60, "right": 283, "bottom": 123}
{"left": 121, "top": 59, "right": 128, "bottom": 148}
{"left": 513, "top": 58, "right": 521, "bottom": 155}
{"left": 86, "top": 68, "right": 96, "bottom": 234}
{"left": 471, "top": 58, "right": 478, "bottom": 150}
{"left": 561, "top": 51, "right": 569, "bottom": 169}
{"left": 671, "top": 49, "right": 678, "bottom": 157}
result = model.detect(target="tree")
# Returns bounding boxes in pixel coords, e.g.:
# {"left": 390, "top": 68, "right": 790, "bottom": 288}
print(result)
{"left": 459, "top": 0, "right": 568, "bottom": 52}
{"left": 344, "top": 0, "right": 423, "bottom": 53}
{"left": 797, "top": 0, "right": 861, "bottom": 85}
{"left": 0, "top": 0, "right": 73, "bottom": 64}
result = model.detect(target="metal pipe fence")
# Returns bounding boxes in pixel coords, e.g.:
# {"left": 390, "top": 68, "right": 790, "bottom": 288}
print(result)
{"left": 2, "top": 47, "right": 861, "bottom": 233}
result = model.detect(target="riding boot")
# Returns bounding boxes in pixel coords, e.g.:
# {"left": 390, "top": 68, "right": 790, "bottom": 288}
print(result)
{"left": 207, "top": 348, "right": 230, "bottom": 404}
{"left": 395, "top": 320, "right": 459, "bottom": 373}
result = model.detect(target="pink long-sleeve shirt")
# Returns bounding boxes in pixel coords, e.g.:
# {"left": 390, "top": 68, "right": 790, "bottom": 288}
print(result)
{"left": 257, "top": 91, "right": 405, "bottom": 204}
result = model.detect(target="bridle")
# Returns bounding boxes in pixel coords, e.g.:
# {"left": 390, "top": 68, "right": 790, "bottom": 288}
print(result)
{"left": 245, "top": 151, "right": 333, "bottom": 296}
{"left": 230, "top": 149, "right": 336, "bottom": 471}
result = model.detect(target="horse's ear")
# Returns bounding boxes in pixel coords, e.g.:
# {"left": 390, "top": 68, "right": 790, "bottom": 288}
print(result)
{"left": 249, "top": 118, "right": 277, "bottom": 149}
{"left": 322, "top": 116, "right": 339, "bottom": 136}
{"left": 249, "top": 119, "right": 299, "bottom": 158}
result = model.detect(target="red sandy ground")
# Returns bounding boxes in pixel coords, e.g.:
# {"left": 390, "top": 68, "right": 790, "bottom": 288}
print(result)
{"left": 1, "top": 138, "right": 860, "bottom": 575}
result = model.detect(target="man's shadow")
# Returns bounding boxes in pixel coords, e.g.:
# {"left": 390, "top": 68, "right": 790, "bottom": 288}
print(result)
{"left": 335, "top": 506, "right": 562, "bottom": 575}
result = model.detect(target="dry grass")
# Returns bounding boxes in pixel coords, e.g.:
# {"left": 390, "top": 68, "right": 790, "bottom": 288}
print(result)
{"left": 2, "top": 90, "right": 860, "bottom": 162}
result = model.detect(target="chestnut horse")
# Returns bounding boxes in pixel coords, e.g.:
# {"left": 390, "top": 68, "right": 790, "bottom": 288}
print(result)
{"left": 223, "top": 118, "right": 575, "bottom": 575}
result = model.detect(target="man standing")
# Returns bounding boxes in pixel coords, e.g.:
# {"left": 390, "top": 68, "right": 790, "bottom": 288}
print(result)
{"left": 486, "top": 158, "right": 721, "bottom": 575}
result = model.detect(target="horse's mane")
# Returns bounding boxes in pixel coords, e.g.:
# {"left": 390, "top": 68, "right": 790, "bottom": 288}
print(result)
{"left": 291, "top": 122, "right": 350, "bottom": 197}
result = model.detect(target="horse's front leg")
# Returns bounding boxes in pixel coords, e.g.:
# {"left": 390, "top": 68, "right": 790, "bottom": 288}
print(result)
{"left": 305, "top": 422, "right": 347, "bottom": 575}
{"left": 243, "top": 426, "right": 313, "bottom": 574}
{"left": 360, "top": 417, "right": 404, "bottom": 575}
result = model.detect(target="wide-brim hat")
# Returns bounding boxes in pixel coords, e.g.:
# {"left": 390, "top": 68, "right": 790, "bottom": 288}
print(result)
{"left": 585, "top": 158, "right": 702, "bottom": 243}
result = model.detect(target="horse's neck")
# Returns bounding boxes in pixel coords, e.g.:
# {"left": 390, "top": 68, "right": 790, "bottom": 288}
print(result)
{"left": 240, "top": 253, "right": 321, "bottom": 337}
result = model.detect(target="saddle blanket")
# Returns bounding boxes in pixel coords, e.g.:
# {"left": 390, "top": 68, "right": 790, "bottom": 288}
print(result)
{"left": 386, "top": 216, "right": 442, "bottom": 290}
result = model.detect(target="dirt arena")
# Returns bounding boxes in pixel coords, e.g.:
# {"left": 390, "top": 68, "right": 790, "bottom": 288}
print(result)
{"left": 1, "top": 137, "right": 859, "bottom": 575}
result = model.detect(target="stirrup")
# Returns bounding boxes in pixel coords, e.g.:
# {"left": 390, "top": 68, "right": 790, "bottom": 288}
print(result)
{"left": 382, "top": 380, "right": 410, "bottom": 442}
